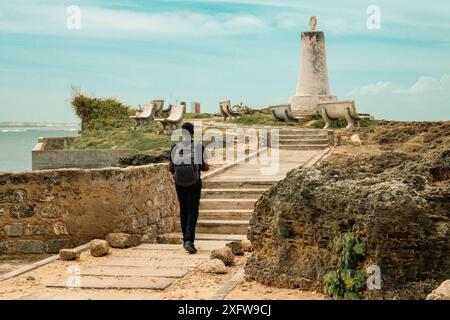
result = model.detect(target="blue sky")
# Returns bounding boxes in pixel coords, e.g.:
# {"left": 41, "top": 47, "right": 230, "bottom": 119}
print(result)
{"left": 0, "top": 0, "right": 449, "bottom": 122}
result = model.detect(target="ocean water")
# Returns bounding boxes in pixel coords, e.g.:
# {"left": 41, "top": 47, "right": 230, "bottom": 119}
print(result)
{"left": 0, "top": 127, "right": 79, "bottom": 173}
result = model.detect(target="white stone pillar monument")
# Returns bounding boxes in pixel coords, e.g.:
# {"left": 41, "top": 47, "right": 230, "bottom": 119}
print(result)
{"left": 290, "top": 17, "right": 337, "bottom": 114}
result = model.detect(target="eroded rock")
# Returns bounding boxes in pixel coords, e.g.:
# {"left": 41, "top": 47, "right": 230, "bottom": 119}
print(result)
{"left": 211, "top": 247, "right": 235, "bottom": 266}
{"left": 106, "top": 233, "right": 141, "bottom": 248}
{"left": 90, "top": 239, "right": 109, "bottom": 257}
{"left": 198, "top": 259, "right": 228, "bottom": 274}
{"left": 59, "top": 249, "right": 80, "bottom": 261}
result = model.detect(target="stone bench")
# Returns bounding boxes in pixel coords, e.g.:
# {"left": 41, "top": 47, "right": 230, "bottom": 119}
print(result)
{"left": 155, "top": 102, "right": 186, "bottom": 134}
{"left": 219, "top": 100, "right": 242, "bottom": 121}
{"left": 269, "top": 104, "right": 298, "bottom": 122}
{"left": 318, "top": 100, "right": 371, "bottom": 129}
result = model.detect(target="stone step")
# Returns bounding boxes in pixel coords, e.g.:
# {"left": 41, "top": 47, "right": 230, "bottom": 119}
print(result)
{"left": 278, "top": 134, "right": 327, "bottom": 139}
{"left": 277, "top": 144, "right": 329, "bottom": 150}
{"left": 278, "top": 130, "right": 325, "bottom": 136}
{"left": 203, "top": 180, "right": 274, "bottom": 189}
{"left": 201, "top": 188, "right": 266, "bottom": 199}
{"left": 176, "top": 220, "right": 249, "bottom": 235}
{"left": 199, "top": 209, "right": 253, "bottom": 220}
{"left": 276, "top": 139, "right": 328, "bottom": 145}
{"left": 158, "top": 233, "right": 247, "bottom": 243}
{"left": 199, "top": 198, "right": 257, "bottom": 210}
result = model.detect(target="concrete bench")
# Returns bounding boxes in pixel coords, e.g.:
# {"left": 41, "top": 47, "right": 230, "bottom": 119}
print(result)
{"left": 318, "top": 100, "right": 370, "bottom": 129}
{"left": 155, "top": 102, "right": 186, "bottom": 134}
{"left": 153, "top": 100, "right": 164, "bottom": 117}
{"left": 269, "top": 104, "right": 298, "bottom": 122}
{"left": 219, "top": 100, "right": 242, "bottom": 121}
{"left": 130, "top": 103, "right": 157, "bottom": 127}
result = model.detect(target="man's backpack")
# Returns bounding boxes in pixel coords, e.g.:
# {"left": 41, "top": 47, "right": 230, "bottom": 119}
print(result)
{"left": 173, "top": 143, "right": 200, "bottom": 187}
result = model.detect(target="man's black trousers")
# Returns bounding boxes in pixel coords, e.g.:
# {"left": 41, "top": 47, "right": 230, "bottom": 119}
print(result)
{"left": 175, "top": 183, "right": 202, "bottom": 243}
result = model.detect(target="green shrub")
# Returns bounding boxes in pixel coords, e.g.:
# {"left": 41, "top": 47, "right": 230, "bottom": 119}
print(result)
{"left": 71, "top": 93, "right": 133, "bottom": 131}
{"left": 323, "top": 233, "right": 367, "bottom": 300}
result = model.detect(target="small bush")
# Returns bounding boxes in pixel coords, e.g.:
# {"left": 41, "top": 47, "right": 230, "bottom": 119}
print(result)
{"left": 71, "top": 93, "right": 133, "bottom": 131}
{"left": 323, "top": 233, "right": 367, "bottom": 300}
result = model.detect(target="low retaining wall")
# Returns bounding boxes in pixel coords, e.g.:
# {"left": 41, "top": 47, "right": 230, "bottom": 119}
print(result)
{"left": 32, "top": 136, "right": 134, "bottom": 170}
{"left": 0, "top": 164, "right": 178, "bottom": 254}
{"left": 32, "top": 148, "right": 134, "bottom": 170}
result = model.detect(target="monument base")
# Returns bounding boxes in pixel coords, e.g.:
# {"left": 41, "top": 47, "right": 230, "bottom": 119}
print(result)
{"left": 289, "top": 95, "right": 337, "bottom": 113}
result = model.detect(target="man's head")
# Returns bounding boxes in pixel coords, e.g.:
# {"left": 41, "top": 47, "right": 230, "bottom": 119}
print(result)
{"left": 181, "top": 122, "right": 194, "bottom": 137}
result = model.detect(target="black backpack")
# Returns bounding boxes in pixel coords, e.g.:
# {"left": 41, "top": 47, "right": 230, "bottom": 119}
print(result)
{"left": 173, "top": 143, "right": 200, "bottom": 187}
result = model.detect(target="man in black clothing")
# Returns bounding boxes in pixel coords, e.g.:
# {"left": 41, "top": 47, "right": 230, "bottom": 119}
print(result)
{"left": 168, "top": 122, "right": 209, "bottom": 254}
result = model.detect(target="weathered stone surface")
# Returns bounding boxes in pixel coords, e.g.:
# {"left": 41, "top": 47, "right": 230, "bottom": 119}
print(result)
{"left": 106, "top": 233, "right": 141, "bottom": 248}
{"left": 241, "top": 240, "right": 254, "bottom": 252}
{"left": 226, "top": 241, "right": 244, "bottom": 256}
{"left": 198, "top": 259, "right": 228, "bottom": 274}
{"left": 0, "top": 163, "right": 179, "bottom": 254}
{"left": 426, "top": 280, "right": 450, "bottom": 300}
{"left": 245, "top": 147, "right": 450, "bottom": 299}
{"left": 17, "top": 240, "right": 44, "bottom": 253}
{"left": 141, "top": 225, "right": 158, "bottom": 244}
{"left": 52, "top": 222, "right": 69, "bottom": 235}
{"left": 211, "top": 247, "right": 235, "bottom": 266}
{"left": 0, "top": 189, "right": 26, "bottom": 203}
{"left": 40, "top": 204, "right": 64, "bottom": 219}
{"left": 24, "top": 224, "right": 49, "bottom": 236}
{"left": 4, "top": 224, "right": 23, "bottom": 237}
{"left": 90, "top": 239, "right": 109, "bottom": 257}
{"left": 10, "top": 205, "right": 34, "bottom": 218}
{"left": 46, "top": 239, "right": 71, "bottom": 253}
{"left": 0, "top": 240, "right": 15, "bottom": 254}
{"left": 59, "top": 249, "right": 80, "bottom": 261}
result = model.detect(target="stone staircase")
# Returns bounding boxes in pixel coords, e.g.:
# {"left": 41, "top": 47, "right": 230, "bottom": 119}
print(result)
{"left": 274, "top": 129, "right": 329, "bottom": 150}
{"left": 159, "top": 146, "right": 328, "bottom": 244}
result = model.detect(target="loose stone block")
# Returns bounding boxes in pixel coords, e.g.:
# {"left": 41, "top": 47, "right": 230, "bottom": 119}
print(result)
{"left": 210, "top": 247, "right": 235, "bottom": 266}
{"left": 106, "top": 233, "right": 141, "bottom": 248}
{"left": 198, "top": 259, "right": 228, "bottom": 274}
{"left": 226, "top": 241, "right": 244, "bottom": 256}
{"left": 46, "top": 239, "right": 71, "bottom": 253}
{"left": 10, "top": 205, "right": 34, "bottom": 218}
{"left": 59, "top": 249, "right": 80, "bottom": 261}
{"left": 17, "top": 240, "right": 44, "bottom": 253}
{"left": 4, "top": 224, "right": 23, "bottom": 237}
{"left": 90, "top": 239, "right": 109, "bottom": 257}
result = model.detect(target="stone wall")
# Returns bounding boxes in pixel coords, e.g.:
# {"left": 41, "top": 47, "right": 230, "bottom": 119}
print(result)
{"left": 32, "top": 148, "right": 134, "bottom": 170}
{"left": 0, "top": 164, "right": 178, "bottom": 254}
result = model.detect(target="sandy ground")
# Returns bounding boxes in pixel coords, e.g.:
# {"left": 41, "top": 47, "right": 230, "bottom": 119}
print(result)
{"left": 0, "top": 254, "right": 51, "bottom": 276}
{"left": 0, "top": 249, "right": 326, "bottom": 300}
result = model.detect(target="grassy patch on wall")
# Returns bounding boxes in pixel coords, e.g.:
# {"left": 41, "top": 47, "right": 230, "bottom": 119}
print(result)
{"left": 71, "top": 127, "right": 173, "bottom": 155}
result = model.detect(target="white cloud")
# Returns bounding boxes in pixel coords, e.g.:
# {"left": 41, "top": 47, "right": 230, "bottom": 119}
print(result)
{"left": 348, "top": 81, "right": 397, "bottom": 96}
{"left": 409, "top": 75, "right": 450, "bottom": 93}
{"left": 0, "top": 4, "right": 269, "bottom": 38}
{"left": 348, "top": 74, "right": 450, "bottom": 96}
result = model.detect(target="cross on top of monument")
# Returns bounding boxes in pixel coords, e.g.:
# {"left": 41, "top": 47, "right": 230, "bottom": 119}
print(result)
{"left": 309, "top": 16, "right": 317, "bottom": 31}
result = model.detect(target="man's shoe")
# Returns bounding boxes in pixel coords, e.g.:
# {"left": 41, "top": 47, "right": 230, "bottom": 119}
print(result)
{"left": 183, "top": 241, "right": 197, "bottom": 254}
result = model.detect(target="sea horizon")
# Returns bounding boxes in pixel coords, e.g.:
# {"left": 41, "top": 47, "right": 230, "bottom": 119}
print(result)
{"left": 0, "top": 122, "right": 80, "bottom": 173}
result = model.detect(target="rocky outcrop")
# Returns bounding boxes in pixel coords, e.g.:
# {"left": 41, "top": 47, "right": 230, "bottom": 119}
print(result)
{"left": 245, "top": 147, "right": 450, "bottom": 300}
{"left": 426, "top": 280, "right": 450, "bottom": 300}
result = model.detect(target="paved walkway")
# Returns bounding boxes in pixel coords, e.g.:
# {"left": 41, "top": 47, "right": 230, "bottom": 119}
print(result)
{"left": 1, "top": 145, "right": 327, "bottom": 300}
